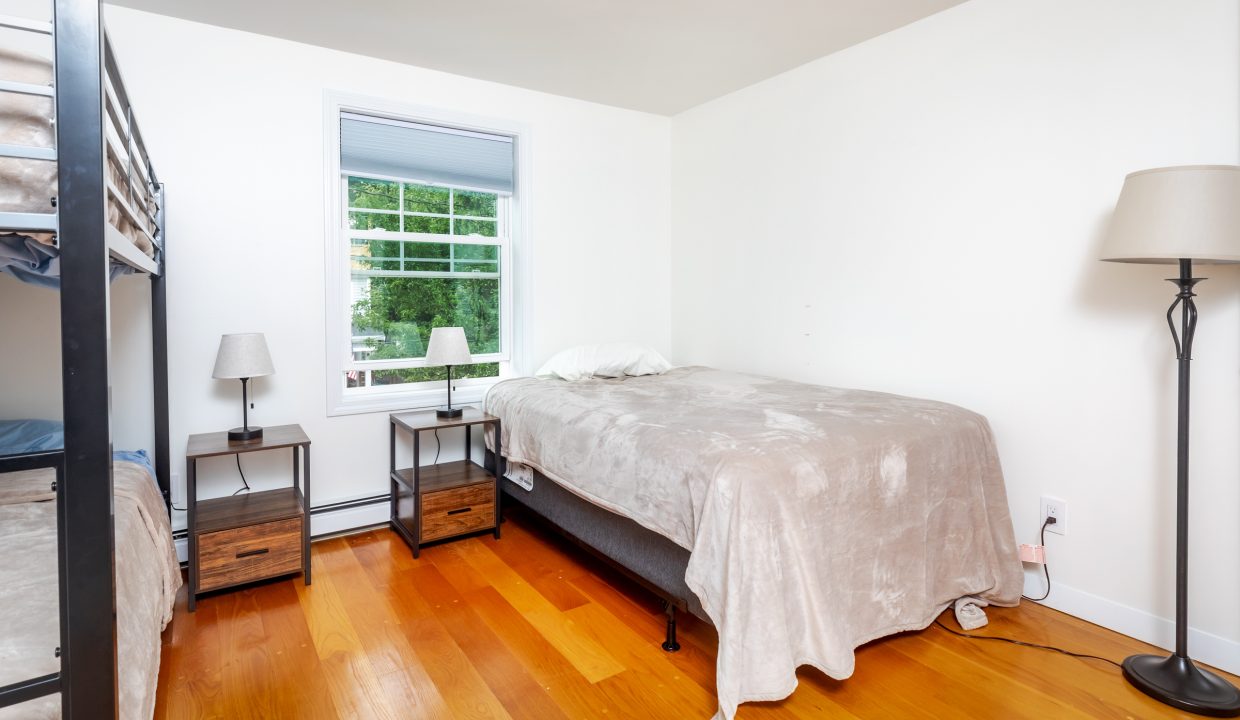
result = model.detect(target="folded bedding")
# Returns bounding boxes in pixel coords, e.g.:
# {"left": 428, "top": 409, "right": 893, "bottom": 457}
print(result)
{"left": 485, "top": 366, "right": 1023, "bottom": 720}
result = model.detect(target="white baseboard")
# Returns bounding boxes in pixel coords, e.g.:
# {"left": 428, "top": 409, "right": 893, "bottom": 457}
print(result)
{"left": 173, "top": 498, "right": 389, "bottom": 564}
{"left": 1025, "top": 575, "right": 1240, "bottom": 676}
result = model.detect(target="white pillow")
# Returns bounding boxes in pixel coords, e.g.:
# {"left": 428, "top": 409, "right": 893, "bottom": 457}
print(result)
{"left": 536, "top": 342, "right": 672, "bottom": 382}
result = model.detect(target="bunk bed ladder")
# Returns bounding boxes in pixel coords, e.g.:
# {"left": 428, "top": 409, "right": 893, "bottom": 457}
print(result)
{"left": 54, "top": 0, "right": 120, "bottom": 716}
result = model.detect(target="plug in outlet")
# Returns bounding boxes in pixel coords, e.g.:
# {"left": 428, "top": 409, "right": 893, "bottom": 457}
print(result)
{"left": 1040, "top": 496, "right": 1066, "bottom": 536}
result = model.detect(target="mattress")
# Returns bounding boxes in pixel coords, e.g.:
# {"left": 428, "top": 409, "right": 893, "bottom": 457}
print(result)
{"left": 0, "top": 460, "right": 181, "bottom": 720}
{"left": 485, "top": 366, "right": 1023, "bottom": 720}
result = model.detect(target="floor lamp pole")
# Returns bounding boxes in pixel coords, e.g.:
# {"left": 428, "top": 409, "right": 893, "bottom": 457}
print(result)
{"left": 1120, "top": 258, "right": 1240, "bottom": 717}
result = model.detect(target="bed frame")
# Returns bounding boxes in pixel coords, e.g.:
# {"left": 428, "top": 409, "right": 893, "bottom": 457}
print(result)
{"left": 488, "top": 452, "right": 704, "bottom": 652}
{"left": 0, "top": 2, "right": 169, "bottom": 716}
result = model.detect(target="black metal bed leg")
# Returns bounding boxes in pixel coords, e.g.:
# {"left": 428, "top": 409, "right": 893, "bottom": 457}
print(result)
{"left": 661, "top": 602, "right": 681, "bottom": 653}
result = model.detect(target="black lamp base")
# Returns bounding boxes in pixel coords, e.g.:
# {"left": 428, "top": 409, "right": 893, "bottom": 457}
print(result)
{"left": 1123, "top": 654, "right": 1240, "bottom": 717}
{"left": 227, "top": 426, "right": 264, "bottom": 443}
{"left": 435, "top": 406, "right": 463, "bottom": 419}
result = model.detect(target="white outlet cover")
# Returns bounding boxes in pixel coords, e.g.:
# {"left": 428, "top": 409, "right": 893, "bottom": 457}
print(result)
{"left": 1040, "top": 496, "right": 1066, "bottom": 536}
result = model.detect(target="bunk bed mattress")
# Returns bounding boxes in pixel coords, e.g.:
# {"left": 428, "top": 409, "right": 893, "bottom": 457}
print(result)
{"left": 0, "top": 48, "right": 156, "bottom": 257}
{"left": 0, "top": 460, "right": 180, "bottom": 720}
{"left": 485, "top": 366, "right": 1023, "bottom": 720}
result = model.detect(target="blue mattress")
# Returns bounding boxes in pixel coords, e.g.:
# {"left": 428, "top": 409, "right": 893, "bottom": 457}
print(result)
{"left": 0, "top": 419, "right": 156, "bottom": 480}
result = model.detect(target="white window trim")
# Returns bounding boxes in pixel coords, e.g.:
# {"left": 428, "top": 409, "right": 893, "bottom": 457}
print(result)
{"left": 323, "top": 91, "right": 533, "bottom": 417}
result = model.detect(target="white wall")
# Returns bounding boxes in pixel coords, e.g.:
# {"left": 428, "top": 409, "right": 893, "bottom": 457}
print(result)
{"left": 0, "top": 270, "right": 154, "bottom": 453}
{"left": 100, "top": 7, "right": 672, "bottom": 528}
{"left": 671, "top": 0, "right": 1240, "bottom": 670}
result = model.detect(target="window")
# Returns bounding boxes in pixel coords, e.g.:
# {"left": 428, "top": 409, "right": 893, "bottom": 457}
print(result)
{"left": 325, "top": 103, "right": 520, "bottom": 414}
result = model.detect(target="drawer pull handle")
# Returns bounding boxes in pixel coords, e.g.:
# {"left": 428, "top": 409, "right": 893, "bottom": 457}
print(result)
{"left": 236, "top": 548, "right": 270, "bottom": 559}
{"left": 447, "top": 507, "right": 472, "bottom": 515}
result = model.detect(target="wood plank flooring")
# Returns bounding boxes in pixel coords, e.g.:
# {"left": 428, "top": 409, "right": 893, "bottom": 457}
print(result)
{"left": 156, "top": 507, "right": 1239, "bottom": 719}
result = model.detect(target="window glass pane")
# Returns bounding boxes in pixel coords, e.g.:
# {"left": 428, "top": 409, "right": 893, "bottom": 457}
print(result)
{"left": 453, "top": 190, "right": 497, "bottom": 218}
{"left": 453, "top": 262, "right": 498, "bottom": 274}
{"left": 348, "top": 177, "right": 399, "bottom": 210}
{"left": 350, "top": 211, "right": 399, "bottom": 232}
{"left": 365, "top": 239, "right": 401, "bottom": 259}
{"left": 350, "top": 277, "right": 501, "bottom": 361}
{"left": 405, "top": 241, "right": 450, "bottom": 260}
{"left": 404, "top": 215, "right": 450, "bottom": 234}
{"left": 452, "top": 244, "right": 498, "bottom": 261}
{"left": 403, "top": 184, "right": 450, "bottom": 214}
{"left": 352, "top": 258, "right": 400, "bottom": 272}
{"left": 454, "top": 219, "right": 497, "bottom": 237}
{"left": 404, "top": 260, "right": 451, "bottom": 272}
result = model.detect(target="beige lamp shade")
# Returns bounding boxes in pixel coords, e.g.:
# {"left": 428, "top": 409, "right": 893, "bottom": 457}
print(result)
{"left": 1101, "top": 165, "right": 1240, "bottom": 264}
{"left": 212, "top": 333, "right": 275, "bottom": 379}
{"left": 424, "top": 327, "right": 472, "bottom": 366}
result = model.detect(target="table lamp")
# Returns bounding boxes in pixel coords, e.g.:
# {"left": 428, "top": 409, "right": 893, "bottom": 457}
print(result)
{"left": 425, "top": 327, "right": 471, "bottom": 418}
{"left": 1100, "top": 165, "right": 1240, "bottom": 716}
{"left": 212, "top": 333, "right": 275, "bottom": 442}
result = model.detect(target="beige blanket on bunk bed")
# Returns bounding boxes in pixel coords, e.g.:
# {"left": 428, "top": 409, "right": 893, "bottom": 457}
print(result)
{"left": 0, "top": 47, "right": 156, "bottom": 256}
{"left": 0, "top": 461, "right": 181, "bottom": 720}
{"left": 486, "top": 366, "right": 1024, "bottom": 720}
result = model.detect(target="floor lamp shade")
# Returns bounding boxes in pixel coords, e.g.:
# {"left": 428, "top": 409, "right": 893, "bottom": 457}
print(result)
{"left": 425, "top": 327, "right": 472, "bottom": 418}
{"left": 212, "top": 333, "right": 275, "bottom": 442}
{"left": 1101, "top": 165, "right": 1240, "bottom": 717}
{"left": 1101, "top": 165, "right": 1240, "bottom": 264}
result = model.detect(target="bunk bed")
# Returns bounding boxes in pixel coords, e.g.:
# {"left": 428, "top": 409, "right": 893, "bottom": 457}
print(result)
{"left": 0, "top": 2, "right": 176, "bottom": 718}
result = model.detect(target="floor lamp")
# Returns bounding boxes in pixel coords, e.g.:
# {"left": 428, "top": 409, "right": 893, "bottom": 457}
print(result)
{"left": 1100, "top": 165, "right": 1240, "bottom": 716}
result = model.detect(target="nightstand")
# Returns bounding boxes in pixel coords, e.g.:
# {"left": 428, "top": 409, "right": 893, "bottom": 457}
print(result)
{"left": 389, "top": 407, "right": 502, "bottom": 557}
{"left": 185, "top": 424, "right": 311, "bottom": 611}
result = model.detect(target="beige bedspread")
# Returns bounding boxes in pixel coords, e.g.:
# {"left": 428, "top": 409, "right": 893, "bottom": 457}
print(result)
{"left": 0, "top": 461, "right": 180, "bottom": 719}
{"left": 485, "top": 366, "right": 1023, "bottom": 719}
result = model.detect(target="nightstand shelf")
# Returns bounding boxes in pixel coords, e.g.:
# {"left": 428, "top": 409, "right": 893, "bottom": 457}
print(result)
{"left": 196, "top": 487, "right": 304, "bottom": 534}
{"left": 389, "top": 409, "right": 502, "bottom": 557}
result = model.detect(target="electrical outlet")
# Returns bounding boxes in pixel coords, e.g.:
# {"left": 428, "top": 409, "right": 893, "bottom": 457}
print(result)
{"left": 170, "top": 472, "right": 183, "bottom": 507}
{"left": 1040, "top": 496, "right": 1066, "bottom": 536}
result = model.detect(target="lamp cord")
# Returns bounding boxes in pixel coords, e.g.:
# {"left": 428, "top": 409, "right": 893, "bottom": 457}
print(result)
{"left": 433, "top": 429, "right": 441, "bottom": 464}
{"left": 232, "top": 454, "right": 251, "bottom": 495}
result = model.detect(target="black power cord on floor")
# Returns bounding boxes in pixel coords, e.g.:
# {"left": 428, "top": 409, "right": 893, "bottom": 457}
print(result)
{"left": 1022, "top": 516, "right": 1055, "bottom": 602}
{"left": 934, "top": 616, "right": 1122, "bottom": 669}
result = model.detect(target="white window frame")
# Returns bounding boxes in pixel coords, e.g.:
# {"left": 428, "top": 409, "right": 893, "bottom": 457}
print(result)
{"left": 323, "top": 92, "right": 532, "bottom": 416}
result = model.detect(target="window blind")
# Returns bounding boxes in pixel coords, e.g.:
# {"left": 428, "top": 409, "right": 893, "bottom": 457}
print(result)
{"left": 340, "top": 112, "right": 515, "bottom": 195}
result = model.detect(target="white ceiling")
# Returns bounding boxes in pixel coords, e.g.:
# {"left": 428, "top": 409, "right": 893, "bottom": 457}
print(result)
{"left": 107, "top": 0, "right": 967, "bottom": 115}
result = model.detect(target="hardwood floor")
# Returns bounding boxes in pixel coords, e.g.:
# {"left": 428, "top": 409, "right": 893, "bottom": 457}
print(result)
{"left": 156, "top": 507, "right": 1238, "bottom": 719}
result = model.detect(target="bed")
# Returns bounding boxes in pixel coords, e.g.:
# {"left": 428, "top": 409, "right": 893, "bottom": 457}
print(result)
{"left": 0, "top": 5, "right": 172, "bottom": 716}
{"left": 0, "top": 452, "right": 180, "bottom": 720}
{"left": 485, "top": 365, "right": 1023, "bottom": 720}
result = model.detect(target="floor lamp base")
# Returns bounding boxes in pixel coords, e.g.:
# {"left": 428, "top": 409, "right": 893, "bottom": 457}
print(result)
{"left": 1123, "top": 654, "right": 1240, "bottom": 717}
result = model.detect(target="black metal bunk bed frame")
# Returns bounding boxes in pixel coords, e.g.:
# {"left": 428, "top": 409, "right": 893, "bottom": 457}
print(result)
{"left": 0, "top": 1, "right": 169, "bottom": 716}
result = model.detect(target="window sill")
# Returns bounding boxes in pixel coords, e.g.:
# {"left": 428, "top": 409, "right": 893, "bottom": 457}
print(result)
{"left": 328, "top": 379, "right": 497, "bottom": 417}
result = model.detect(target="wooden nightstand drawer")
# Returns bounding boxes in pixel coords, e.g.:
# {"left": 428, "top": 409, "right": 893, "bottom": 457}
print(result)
{"left": 198, "top": 517, "right": 303, "bottom": 592}
{"left": 421, "top": 483, "right": 495, "bottom": 542}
